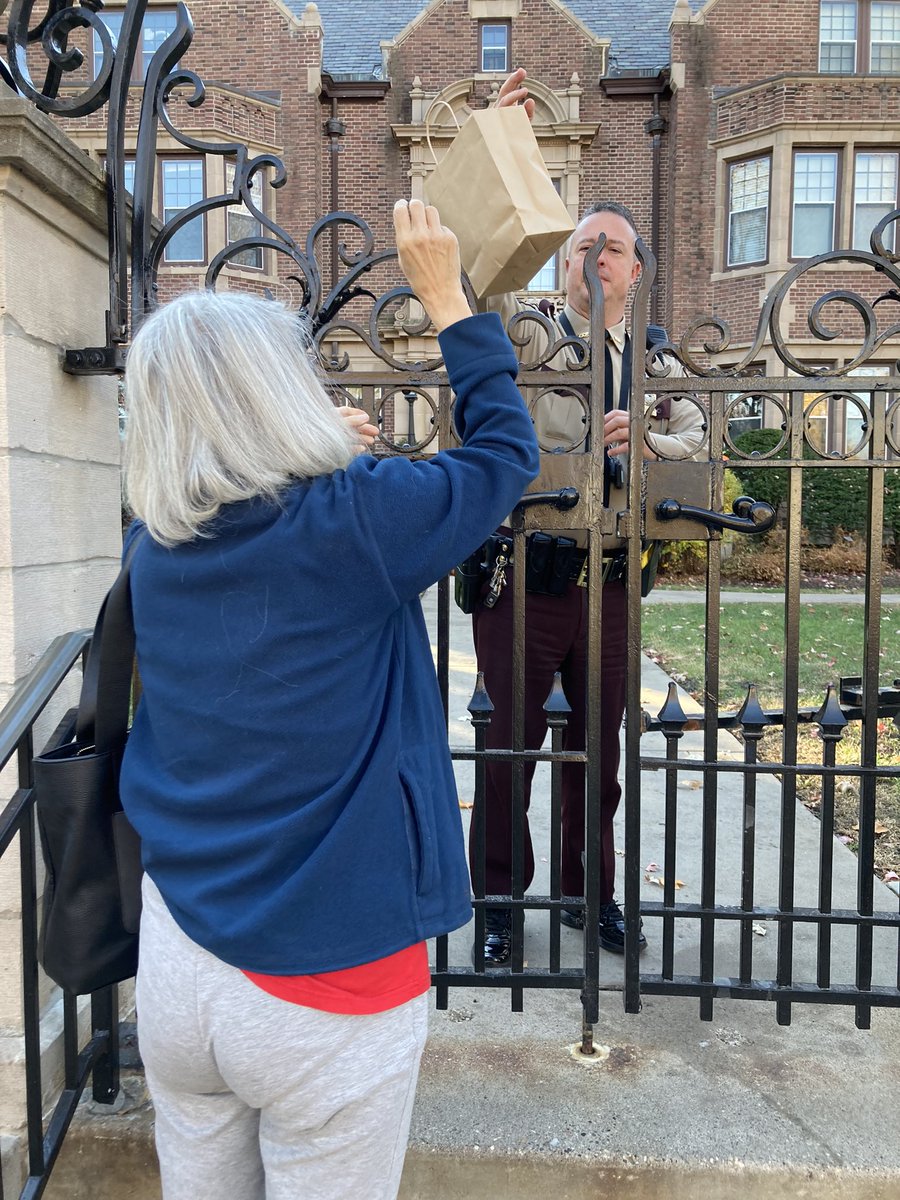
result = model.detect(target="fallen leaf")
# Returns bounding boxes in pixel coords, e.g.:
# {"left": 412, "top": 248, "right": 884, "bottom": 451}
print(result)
{"left": 459, "top": 800, "right": 474, "bottom": 810}
{"left": 645, "top": 875, "right": 685, "bottom": 889}
{"left": 851, "top": 821, "right": 889, "bottom": 835}
{"left": 645, "top": 861, "right": 661, "bottom": 873}
{"left": 679, "top": 779, "right": 702, "bottom": 790}
{"left": 752, "top": 923, "right": 767, "bottom": 937}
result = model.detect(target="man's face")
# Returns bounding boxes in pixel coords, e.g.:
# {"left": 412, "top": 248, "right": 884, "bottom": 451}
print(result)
{"left": 564, "top": 211, "right": 640, "bottom": 325}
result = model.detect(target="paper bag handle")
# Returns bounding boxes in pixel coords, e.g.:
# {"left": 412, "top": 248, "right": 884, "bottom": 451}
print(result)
{"left": 424, "top": 99, "right": 461, "bottom": 165}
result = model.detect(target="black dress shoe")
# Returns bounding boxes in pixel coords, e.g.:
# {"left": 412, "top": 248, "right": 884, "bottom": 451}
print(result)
{"left": 481, "top": 908, "right": 512, "bottom": 966}
{"left": 559, "top": 901, "right": 647, "bottom": 954}
{"left": 598, "top": 900, "right": 646, "bottom": 954}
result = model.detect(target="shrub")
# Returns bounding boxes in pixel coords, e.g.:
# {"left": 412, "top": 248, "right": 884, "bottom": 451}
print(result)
{"left": 658, "top": 468, "right": 745, "bottom": 579}
{"left": 730, "top": 429, "right": 900, "bottom": 545}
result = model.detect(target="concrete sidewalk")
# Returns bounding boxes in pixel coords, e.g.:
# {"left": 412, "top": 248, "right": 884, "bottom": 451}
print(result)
{"left": 402, "top": 589, "right": 900, "bottom": 1198}
{"left": 45, "top": 588, "right": 900, "bottom": 1200}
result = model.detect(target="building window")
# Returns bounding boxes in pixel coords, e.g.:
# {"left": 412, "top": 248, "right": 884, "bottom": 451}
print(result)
{"left": 225, "top": 162, "right": 264, "bottom": 270}
{"left": 122, "top": 159, "right": 136, "bottom": 195}
{"left": 727, "top": 155, "right": 770, "bottom": 267}
{"left": 526, "top": 257, "right": 558, "bottom": 292}
{"left": 93, "top": 7, "right": 178, "bottom": 83}
{"left": 871, "top": 2, "right": 900, "bottom": 70}
{"left": 853, "top": 150, "right": 899, "bottom": 250}
{"left": 791, "top": 151, "right": 839, "bottom": 257}
{"left": 480, "top": 23, "right": 510, "bottom": 73}
{"left": 819, "top": 1, "right": 900, "bottom": 73}
{"left": 846, "top": 366, "right": 893, "bottom": 455}
{"left": 819, "top": 1, "right": 858, "bottom": 71}
{"left": 161, "top": 158, "right": 205, "bottom": 263}
{"left": 526, "top": 179, "right": 561, "bottom": 291}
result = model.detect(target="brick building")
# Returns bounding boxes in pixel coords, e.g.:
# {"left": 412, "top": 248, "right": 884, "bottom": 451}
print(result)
{"left": 53, "top": 0, "right": 900, "bottom": 453}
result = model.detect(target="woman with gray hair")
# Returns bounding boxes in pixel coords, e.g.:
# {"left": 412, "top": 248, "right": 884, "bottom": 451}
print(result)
{"left": 120, "top": 198, "right": 539, "bottom": 1200}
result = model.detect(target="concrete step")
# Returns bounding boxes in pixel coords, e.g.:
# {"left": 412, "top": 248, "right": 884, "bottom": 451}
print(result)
{"left": 44, "top": 976, "right": 900, "bottom": 1200}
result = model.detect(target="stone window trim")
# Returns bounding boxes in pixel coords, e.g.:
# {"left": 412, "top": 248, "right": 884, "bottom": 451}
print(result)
{"left": 393, "top": 76, "right": 597, "bottom": 229}
{"left": 819, "top": 0, "right": 900, "bottom": 75}
{"left": 725, "top": 152, "right": 772, "bottom": 270}
{"left": 479, "top": 20, "right": 511, "bottom": 74}
{"left": 711, "top": 128, "right": 900, "bottom": 281}
{"left": 788, "top": 147, "right": 843, "bottom": 261}
{"left": 91, "top": 4, "right": 180, "bottom": 85}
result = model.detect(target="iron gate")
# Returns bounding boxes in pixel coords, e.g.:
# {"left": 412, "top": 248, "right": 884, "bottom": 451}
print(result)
{"left": 2, "top": 9, "right": 900, "bottom": 1195}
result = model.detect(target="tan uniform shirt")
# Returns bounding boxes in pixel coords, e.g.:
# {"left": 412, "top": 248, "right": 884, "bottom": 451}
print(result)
{"left": 484, "top": 294, "right": 706, "bottom": 544}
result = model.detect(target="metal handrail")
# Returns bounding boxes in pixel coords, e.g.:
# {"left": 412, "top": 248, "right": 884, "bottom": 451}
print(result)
{"left": 0, "top": 631, "right": 90, "bottom": 772}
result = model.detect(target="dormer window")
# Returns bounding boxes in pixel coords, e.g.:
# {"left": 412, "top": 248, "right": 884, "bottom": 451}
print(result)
{"left": 481, "top": 22, "right": 510, "bottom": 72}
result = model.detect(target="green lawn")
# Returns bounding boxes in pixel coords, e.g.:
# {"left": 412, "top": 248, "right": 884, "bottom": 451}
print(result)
{"left": 640, "top": 602, "right": 899, "bottom": 712}
{"left": 640, "top": 601, "right": 900, "bottom": 878}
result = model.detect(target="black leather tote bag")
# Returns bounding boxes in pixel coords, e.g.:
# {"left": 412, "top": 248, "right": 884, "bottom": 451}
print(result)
{"left": 33, "top": 538, "right": 143, "bottom": 994}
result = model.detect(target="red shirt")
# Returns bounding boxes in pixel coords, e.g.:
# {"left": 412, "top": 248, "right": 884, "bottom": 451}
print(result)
{"left": 242, "top": 942, "right": 430, "bottom": 1015}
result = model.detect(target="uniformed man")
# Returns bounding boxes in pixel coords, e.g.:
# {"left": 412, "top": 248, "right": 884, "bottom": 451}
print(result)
{"left": 472, "top": 70, "right": 706, "bottom": 966}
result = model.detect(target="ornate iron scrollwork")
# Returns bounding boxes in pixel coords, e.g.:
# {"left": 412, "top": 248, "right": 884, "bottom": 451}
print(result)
{"left": 646, "top": 210, "right": 900, "bottom": 381}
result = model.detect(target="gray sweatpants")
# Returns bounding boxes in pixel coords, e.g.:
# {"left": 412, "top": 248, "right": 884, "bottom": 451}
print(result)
{"left": 136, "top": 876, "right": 428, "bottom": 1200}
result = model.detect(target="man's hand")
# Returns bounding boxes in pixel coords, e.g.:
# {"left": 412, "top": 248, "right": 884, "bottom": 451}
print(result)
{"left": 337, "top": 406, "right": 378, "bottom": 452}
{"left": 603, "top": 409, "right": 658, "bottom": 461}
{"left": 393, "top": 199, "right": 471, "bottom": 333}
{"left": 496, "top": 68, "right": 535, "bottom": 120}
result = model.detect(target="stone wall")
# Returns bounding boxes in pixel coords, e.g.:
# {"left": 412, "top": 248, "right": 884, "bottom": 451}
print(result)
{"left": 0, "top": 96, "right": 122, "bottom": 1195}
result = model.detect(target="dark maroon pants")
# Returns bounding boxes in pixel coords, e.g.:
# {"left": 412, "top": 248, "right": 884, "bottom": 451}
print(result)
{"left": 469, "top": 579, "right": 627, "bottom": 903}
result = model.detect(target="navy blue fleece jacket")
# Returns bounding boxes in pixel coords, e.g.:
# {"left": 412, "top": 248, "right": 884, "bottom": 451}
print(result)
{"left": 120, "top": 312, "right": 539, "bottom": 973}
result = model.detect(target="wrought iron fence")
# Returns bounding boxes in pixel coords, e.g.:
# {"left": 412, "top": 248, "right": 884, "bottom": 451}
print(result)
{"left": 0, "top": 634, "right": 123, "bottom": 1200}
{"left": 2, "top": 14, "right": 900, "bottom": 1197}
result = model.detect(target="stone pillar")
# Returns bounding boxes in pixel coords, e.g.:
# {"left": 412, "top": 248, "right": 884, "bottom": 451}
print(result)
{"left": 0, "top": 97, "right": 122, "bottom": 1195}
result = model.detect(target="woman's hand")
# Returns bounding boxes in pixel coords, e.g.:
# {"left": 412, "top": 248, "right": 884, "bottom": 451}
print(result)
{"left": 393, "top": 199, "right": 471, "bottom": 333}
{"left": 337, "top": 406, "right": 378, "bottom": 452}
{"left": 496, "top": 68, "right": 535, "bottom": 120}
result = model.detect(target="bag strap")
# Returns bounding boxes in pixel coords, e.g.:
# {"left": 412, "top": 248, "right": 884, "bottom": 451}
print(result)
{"left": 76, "top": 532, "right": 145, "bottom": 754}
{"left": 424, "top": 99, "right": 461, "bottom": 165}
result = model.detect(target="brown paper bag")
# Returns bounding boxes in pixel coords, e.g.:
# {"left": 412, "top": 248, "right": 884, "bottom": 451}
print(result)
{"left": 424, "top": 103, "right": 575, "bottom": 299}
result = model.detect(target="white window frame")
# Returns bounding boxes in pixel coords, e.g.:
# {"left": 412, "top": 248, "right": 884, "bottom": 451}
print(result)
{"left": 480, "top": 23, "right": 509, "bottom": 73}
{"left": 93, "top": 7, "right": 178, "bottom": 82}
{"left": 791, "top": 150, "right": 839, "bottom": 258}
{"left": 819, "top": 0, "right": 859, "bottom": 72}
{"left": 726, "top": 155, "right": 771, "bottom": 268}
{"left": 160, "top": 157, "right": 205, "bottom": 264}
{"left": 870, "top": 0, "right": 900, "bottom": 71}
{"left": 225, "top": 162, "right": 264, "bottom": 271}
{"left": 853, "top": 150, "right": 899, "bottom": 252}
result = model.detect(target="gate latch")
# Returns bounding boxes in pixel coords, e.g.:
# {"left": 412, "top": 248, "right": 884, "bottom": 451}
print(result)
{"left": 642, "top": 461, "right": 775, "bottom": 540}
{"left": 655, "top": 495, "right": 776, "bottom": 535}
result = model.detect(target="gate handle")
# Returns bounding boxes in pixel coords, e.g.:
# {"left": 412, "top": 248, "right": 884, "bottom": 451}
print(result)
{"left": 655, "top": 495, "right": 776, "bottom": 535}
{"left": 515, "top": 487, "right": 580, "bottom": 511}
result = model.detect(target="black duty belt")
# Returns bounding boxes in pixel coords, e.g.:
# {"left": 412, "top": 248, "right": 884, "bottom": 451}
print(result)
{"left": 568, "top": 548, "right": 627, "bottom": 587}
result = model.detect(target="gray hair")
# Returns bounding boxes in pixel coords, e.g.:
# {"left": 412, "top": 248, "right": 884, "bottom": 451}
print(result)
{"left": 567, "top": 201, "right": 640, "bottom": 257}
{"left": 580, "top": 200, "right": 640, "bottom": 240}
{"left": 123, "top": 290, "right": 356, "bottom": 546}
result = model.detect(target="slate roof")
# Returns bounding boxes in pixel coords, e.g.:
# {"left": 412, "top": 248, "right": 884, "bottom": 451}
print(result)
{"left": 282, "top": 0, "right": 705, "bottom": 78}
{"left": 282, "top": 0, "right": 706, "bottom": 80}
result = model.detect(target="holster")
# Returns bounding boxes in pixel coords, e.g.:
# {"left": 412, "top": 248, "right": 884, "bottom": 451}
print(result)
{"left": 524, "top": 533, "right": 577, "bottom": 597}
{"left": 454, "top": 545, "right": 485, "bottom": 614}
